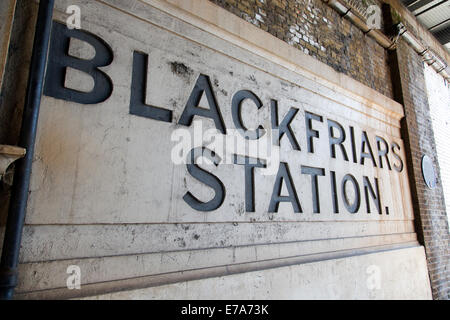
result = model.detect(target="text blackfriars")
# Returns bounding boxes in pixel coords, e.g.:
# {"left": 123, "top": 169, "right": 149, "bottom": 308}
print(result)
{"left": 43, "top": 21, "right": 404, "bottom": 216}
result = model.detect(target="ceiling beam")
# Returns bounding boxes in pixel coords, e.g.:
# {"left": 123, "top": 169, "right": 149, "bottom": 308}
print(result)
{"left": 433, "top": 25, "right": 450, "bottom": 44}
{"left": 407, "top": 0, "right": 439, "bottom": 12}
{"left": 415, "top": 0, "right": 449, "bottom": 17}
{"left": 429, "top": 18, "right": 450, "bottom": 31}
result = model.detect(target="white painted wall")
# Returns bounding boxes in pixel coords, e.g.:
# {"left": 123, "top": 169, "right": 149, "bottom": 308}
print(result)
{"left": 424, "top": 63, "right": 450, "bottom": 229}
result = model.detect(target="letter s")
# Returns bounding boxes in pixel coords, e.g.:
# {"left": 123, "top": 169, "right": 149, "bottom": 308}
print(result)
{"left": 183, "top": 147, "right": 225, "bottom": 211}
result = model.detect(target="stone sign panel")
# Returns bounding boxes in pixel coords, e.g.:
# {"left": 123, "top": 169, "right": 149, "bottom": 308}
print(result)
{"left": 15, "top": 0, "right": 430, "bottom": 299}
{"left": 30, "top": 10, "right": 412, "bottom": 225}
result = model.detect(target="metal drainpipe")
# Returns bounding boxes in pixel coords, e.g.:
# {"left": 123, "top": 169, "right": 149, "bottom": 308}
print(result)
{"left": 324, "top": 0, "right": 394, "bottom": 50}
{"left": 326, "top": 5, "right": 450, "bottom": 118}
{"left": 397, "top": 23, "right": 450, "bottom": 81}
{"left": 323, "top": 0, "right": 450, "bottom": 81}
{"left": 0, "top": 0, "right": 55, "bottom": 300}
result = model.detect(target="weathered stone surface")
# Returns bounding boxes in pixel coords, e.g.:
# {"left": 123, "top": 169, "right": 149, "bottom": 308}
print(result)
{"left": 79, "top": 246, "right": 431, "bottom": 300}
{"left": 7, "top": 0, "right": 431, "bottom": 298}
{"left": 16, "top": 233, "right": 418, "bottom": 293}
{"left": 27, "top": 0, "right": 411, "bottom": 225}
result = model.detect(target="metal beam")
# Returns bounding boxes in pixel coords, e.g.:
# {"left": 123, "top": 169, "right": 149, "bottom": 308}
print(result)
{"left": 407, "top": 0, "right": 438, "bottom": 12}
{"left": 429, "top": 18, "right": 450, "bottom": 31}
{"left": 433, "top": 25, "right": 450, "bottom": 44}
{"left": 415, "top": 0, "right": 449, "bottom": 17}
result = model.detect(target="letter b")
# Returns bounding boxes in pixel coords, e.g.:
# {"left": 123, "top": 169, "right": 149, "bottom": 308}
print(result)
{"left": 44, "top": 21, "right": 113, "bottom": 104}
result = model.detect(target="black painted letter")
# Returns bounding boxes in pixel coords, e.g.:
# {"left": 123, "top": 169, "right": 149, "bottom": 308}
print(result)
{"left": 341, "top": 174, "right": 361, "bottom": 213}
{"left": 232, "top": 90, "right": 265, "bottom": 139}
{"left": 391, "top": 142, "right": 404, "bottom": 172}
{"left": 179, "top": 74, "right": 226, "bottom": 134}
{"left": 301, "top": 166, "right": 325, "bottom": 213}
{"left": 183, "top": 147, "right": 225, "bottom": 211}
{"left": 268, "top": 162, "right": 302, "bottom": 213}
{"left": 305, "top": 111, "right": 323, "bottom": 153}
{"left": 330, "top": 171, "right": 339, "bottom": 214}
{"left": 129, "top": 52, "right": 172, "bottom": 122}
{"left": 363, "top": 176, "right": 381, "bottom": 214}
{"left": 376, "top": 136, "right": 391, "bottom": 170}
{"left": 328, "top": 119, "right": 348, "bottom": 161}
{"left": 233, "top": 155, "right": 266, "bottom": 212}
{"left": 360, "top": 131, "right": 377, "bottom": 167}
{"left": 44, "top": 21, "right": 113, "bottom": 104}
{"left": 270, "top": 99, "right": 300, "bottom": 150}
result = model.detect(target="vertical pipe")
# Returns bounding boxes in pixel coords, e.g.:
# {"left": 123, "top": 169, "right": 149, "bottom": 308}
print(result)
{"left": 0, "top": 0, "right": 54, "bottom": 300}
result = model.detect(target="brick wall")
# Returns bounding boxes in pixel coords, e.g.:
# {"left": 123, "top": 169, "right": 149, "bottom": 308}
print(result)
{"left": 393, "top": 39, "right": 449, "bottom": 300}
{"left": 208, "top": 0, "right": 393, "bottom": 98}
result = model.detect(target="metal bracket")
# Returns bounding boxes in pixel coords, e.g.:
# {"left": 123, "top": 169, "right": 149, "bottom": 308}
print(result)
{"left": 0, "top": 145, "right": 26, "bottom": 182}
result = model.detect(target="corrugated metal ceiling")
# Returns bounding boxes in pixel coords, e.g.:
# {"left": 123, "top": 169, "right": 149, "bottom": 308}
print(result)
{"left": 401, "top": 0, "right": 450, "bottom": 51}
